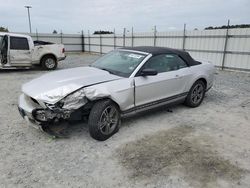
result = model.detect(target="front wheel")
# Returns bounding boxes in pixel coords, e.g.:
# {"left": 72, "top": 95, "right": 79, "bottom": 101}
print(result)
{"left": 88, "top": 99, "right": 120, "bottom": 141}
{"left": 184, "top": 80, "right": 206, "bottom": 107}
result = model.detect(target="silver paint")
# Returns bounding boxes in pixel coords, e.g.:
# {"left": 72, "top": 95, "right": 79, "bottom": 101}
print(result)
{"left": 22, "top": 66, "right": 122, "bottom": 104}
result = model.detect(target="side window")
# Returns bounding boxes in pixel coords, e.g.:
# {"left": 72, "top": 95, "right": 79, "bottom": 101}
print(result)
{"left": 175, "top": 55, "right": 188, "bottom": 69}
{"left": 10, "top": 37, "right": 29, "bottom": 50}
{"left": 143, "top": 54, "right": 188, "bottom": 73}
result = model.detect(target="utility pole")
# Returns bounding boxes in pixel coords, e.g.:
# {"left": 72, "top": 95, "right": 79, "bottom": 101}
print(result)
{"left": 123, "top": 28, "right": 126, "bottom": 47}
{"left": 221, "top": 19, "right": 230, "bottom": 70}
{"left": 182, "top": 23, "right": 186, "bottom": 50}
{"left": 24, "top": 5, "right": 32, "bottom": 33}
{"left": 153, "top": 25, "right": 157, "bottom": 46}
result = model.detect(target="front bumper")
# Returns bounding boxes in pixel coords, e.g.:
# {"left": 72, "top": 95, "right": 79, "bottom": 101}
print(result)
{"left": 18, "top": 93, "right": 42, "bottom": 127}
{"left": 18, "top": 106, "right": 42, "bottom": 130}
{"left": 18, "top": 93, "right": 72, "bottom": 128}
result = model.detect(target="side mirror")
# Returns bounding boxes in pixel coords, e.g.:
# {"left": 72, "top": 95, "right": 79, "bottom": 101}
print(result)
{"left": 140, "top": 68, "right": 158, "bottom": 76}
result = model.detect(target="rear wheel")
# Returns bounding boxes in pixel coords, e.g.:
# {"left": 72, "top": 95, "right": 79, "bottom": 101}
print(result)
{"left": 88, "top": 99, "right": 120, "bottom": 141}
{"left": 41, "top": 55, "right": 57, "bottom": 70}
{"left": 184, "top": 80, "right": 206, "bottom": 107}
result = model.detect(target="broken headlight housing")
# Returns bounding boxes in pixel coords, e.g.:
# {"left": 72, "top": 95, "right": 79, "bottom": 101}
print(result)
{"left": 32, "top": 108, "right": 71, "bottom": 122}
{"left": 59, "top": 88, "right": 88, "bottom": 110}
{"left": 32, "top": 109, "right": 47, "bottom": 122}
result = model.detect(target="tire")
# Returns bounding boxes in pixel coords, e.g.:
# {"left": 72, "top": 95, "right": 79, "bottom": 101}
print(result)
{"left": 41, "top": 55, "right": 57, "bottom": 70}
{"left": 184, "top": 80, "right": 206, "bottom": 107}
{"left": 88, "top": 99, "right": 120, "bottom": 141}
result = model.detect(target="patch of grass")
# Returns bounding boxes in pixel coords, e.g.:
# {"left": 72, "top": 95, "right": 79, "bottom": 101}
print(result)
{"left": 117, "top": 126, "right": 246, "bottom": 187}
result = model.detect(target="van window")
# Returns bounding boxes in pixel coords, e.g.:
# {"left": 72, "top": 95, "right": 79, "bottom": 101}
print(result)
{"left": 10, "top": 37, "right": 29, "bottom": 50}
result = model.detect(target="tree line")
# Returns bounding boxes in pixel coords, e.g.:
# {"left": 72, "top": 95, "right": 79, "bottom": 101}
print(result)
{"left": 205, "top": 24, "right": 250, "bottom": 30}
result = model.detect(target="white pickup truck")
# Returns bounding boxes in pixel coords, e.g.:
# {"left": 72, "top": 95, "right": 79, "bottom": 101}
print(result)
{"left": 0, "top": 32, "right": 66, "bottom": 70}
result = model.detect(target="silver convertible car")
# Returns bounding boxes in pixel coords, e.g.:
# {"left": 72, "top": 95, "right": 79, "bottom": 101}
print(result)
{"left": 18, "top": 46, "right": 215, "bottom": 140}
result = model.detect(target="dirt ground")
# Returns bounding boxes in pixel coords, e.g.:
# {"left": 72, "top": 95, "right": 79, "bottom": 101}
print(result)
{"left": 0, "top": 53, "right": 250, "bottom": 188}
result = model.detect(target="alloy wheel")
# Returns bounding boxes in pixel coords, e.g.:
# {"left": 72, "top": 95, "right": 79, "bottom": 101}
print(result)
{"left": 99, "top": 106, "right": 119, "bottom": 135}
{"left": 191, "top": 83, "right": 204, "bottom": 104}
{"left": 45, "top": 58, "right": 56, "bottom": 69}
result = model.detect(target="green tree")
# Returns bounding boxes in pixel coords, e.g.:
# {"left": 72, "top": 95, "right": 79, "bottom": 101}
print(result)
{"left": 0, "top": 27, "right": 9, "bottom": 32}
{"left": 93, "top": 30, "right": 114, "bottom": 35}
{"left": 52, "top": 30, "right": 58, "bottom": 34}
{"left": 205, "top": 24, "right": 250, "bottom": 30}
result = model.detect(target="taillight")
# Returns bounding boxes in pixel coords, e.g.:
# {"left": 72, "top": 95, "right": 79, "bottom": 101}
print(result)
{"left": 62, "top": 48, "right": 65, "bottom": 53}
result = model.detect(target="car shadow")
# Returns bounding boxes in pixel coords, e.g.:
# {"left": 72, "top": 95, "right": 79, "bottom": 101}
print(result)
{"left": 41, "top": 95, "right": 211, "bottom": 140}
{"left": 58, "top": 104, "right": 186, "bottom": 139}
{"left": 0, "top": 66, "right": 43, "bottom": 73}
{"left": 0, "top": 64, "right": 76, "bottom": 74}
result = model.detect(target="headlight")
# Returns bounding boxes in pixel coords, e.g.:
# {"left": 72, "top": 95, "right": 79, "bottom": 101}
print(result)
{"left": 60, "top": 88, "right": 88, "bottom": 110}
{"left": 32, "top": 109, "right": 47, "bottom": 122}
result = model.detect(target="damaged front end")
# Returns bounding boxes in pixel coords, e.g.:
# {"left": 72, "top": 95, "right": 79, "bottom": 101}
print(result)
{"left": 19, "top": 84, "right": 112, "bottom": 137}
{"left": 23, "top": 86, "right": 110, "bottom": 125}
{"left": 32, "top": 108, "right": 71, "bottom": 123}
{"left": 18, "top": 89, "right": 90, "bottom": 137}
{"left": 33, "top": 88, "right": 90, "bottom": 124}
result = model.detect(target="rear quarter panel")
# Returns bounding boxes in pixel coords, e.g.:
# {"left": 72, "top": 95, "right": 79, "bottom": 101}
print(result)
{"left": 32, "top": 44, "right": 65, "bottom": 64}
{"left": 184, "top": 62, "right": 215, "bottom": 92}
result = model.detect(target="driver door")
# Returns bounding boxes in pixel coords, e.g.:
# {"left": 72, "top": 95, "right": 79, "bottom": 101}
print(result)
{"left": 134, "top": 54, "right": 189, "bottom": 106}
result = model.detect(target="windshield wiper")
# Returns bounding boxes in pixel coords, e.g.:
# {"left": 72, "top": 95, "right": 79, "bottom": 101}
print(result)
{"left": 99, "top": 67, "right": 116, "bottom": 75}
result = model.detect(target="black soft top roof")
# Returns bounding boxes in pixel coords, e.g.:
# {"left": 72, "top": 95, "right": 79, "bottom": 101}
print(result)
{"left": 121, "top": 46, "right": 200, "bottom": 66}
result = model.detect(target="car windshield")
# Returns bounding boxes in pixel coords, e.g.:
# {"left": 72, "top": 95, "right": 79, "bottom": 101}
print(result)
{"left": 91, "top": 50, "right": 147, "bottom": 77}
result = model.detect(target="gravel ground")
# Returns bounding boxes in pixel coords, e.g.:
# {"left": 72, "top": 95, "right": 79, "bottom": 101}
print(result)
{"left": 0, "top": 53, "right": 250, "bottom": 188}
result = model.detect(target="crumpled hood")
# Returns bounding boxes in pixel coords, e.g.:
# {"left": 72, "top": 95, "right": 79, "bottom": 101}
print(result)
{"left": 22, "top": 67, "right": 121, "bottom": 104}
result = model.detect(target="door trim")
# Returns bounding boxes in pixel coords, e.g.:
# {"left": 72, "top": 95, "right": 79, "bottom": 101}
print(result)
{"left": 122, "top": 92, "right": 188, "bottom": 114}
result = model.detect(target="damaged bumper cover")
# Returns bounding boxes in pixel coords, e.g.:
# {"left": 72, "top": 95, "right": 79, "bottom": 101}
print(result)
{"left": 18, "top": 85, "right": 111, "bottom": 129}
{"left": 18, "top": 88, "right": 105, "bottom": 122}
{"left": 18, "top": 93, "right": 74, "bottom": 128}
{"left": 32, "top": 108, "right": 71, "bottom": 123}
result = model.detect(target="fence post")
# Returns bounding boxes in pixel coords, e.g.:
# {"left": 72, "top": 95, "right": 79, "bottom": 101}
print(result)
{"left": 81, "top": 30, "right": 85, "bottom": 52}
{"left": 131, "top": 27, "right": 134, "bottom": 47}
{"left": 88, "top": 30, "right": 90, "bottom": 52}
{"left": 123, "top": 28, "right": 126, "bottom": 47}
{"left": 100, "top": 32, "right": 102, "bottom": 54}
{"left": 36, "top": 29, "right": 38, "bottom": 40}
{"left": 153, "top": 25, "right": 157, "bottom": 46}
{"left": 113, "top": 28, "right": 116, "bottom": 49}
{"left": 182, "top": 23, "right": 186, "bottom": 50}
{"left": 60, "top": 30, "right": 63, "bottom": 44}
{"left": 221, "top": 20, "right": 230, "bottom": 70}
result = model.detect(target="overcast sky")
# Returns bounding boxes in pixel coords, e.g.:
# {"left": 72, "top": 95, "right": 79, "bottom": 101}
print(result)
{"left": 0, "top": 0, "right": 249, "bottom": 34}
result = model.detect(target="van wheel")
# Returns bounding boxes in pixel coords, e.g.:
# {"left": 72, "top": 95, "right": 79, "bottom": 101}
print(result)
{"left": 184, "top": 80, "right": 206, "bottom": 107}
{"left": 41, "top": 55, "right": 57, "bottom": 70}
{"left": 88, "top": 99, "right": 120, "bottom": 141}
